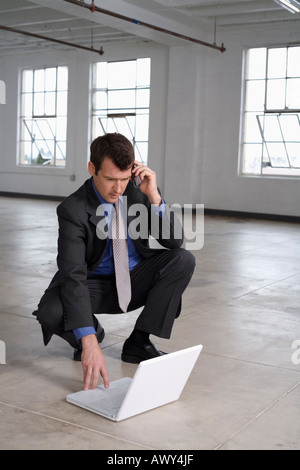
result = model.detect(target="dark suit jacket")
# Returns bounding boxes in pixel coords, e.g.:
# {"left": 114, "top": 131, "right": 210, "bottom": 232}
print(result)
{"left": 47, "top": 177, "right": 184, "bottom": 331}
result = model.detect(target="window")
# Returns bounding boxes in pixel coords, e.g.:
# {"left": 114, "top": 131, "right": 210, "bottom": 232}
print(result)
{"left": 241, "top": 46, "right": 300, "bottom": 177}
{"left": 91, "top": 58, "right": 151, "bottom": 164}
{"left": 19, "top": 66, "right": 68, "bottom": 167}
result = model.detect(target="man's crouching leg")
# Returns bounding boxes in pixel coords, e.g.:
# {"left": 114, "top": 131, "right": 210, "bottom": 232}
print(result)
{"left": 122, "top": 248, "right": 196, "bottom": 363}
{"left": 32, "top": 287, "right": 104, "bottom": 359}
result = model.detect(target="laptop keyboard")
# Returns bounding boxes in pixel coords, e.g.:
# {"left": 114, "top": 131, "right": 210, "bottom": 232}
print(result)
{"left": 97, "top": 392, "right": 125, "bottom": 414}
{"left": 67, "top": 377, "right": 132, "bottom": 418}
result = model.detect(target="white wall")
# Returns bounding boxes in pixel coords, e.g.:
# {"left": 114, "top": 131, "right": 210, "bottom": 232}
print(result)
{"left": 0, "top": 20, "right": 300, "bottom": 217}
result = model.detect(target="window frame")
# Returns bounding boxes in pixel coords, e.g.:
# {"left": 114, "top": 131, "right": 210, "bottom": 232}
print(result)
{"left": 19, "top": 65, "right": 69, "bottom": 168}
{"left": 91, "top": 58, "right": 151, "bottom": 164}
{"left": 240, "top": 45, "right": 300, "bottom": 178}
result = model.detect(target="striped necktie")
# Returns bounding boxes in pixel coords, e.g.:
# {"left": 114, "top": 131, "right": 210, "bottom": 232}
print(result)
{"left": 112, "top": 199, "right": 131, "bottom": 313}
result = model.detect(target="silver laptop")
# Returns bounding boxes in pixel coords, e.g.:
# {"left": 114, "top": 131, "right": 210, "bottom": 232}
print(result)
{"left": 66, "top": 345, "right": 202, "bottom": 421}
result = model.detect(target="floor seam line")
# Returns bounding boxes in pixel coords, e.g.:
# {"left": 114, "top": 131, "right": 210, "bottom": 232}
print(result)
{"left": 202, "top": 351, "right": 300, "bottom": 373}
{"left": 0, "top": 400, "right": 157, "bottom": 450}
{"left": 213, "top": 380, "right": 300, "bottom": 450}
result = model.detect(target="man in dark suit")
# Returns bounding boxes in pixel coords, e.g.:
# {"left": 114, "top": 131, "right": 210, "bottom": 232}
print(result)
{"left": 33, "top": 133, "right": 195, "bottom": 390}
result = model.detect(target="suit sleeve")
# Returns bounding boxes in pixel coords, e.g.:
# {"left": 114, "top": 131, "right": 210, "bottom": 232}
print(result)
{"left": 128, "top": 185, "right": 184, "bottom": 251}
{"left": 149, "top": 197, "right": 184, "bottom": 250}
{"left": 56, "top": 202, "right": 95, "bottom": 331}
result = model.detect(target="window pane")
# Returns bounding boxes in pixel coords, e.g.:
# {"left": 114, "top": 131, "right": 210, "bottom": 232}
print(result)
{"left": 267, "top": 48, "right": 287, "bottom": 79}
{"left": 137, "top": 58, "right": 151, "bottom": 86}
{"left": 262, "top": 115, "right": 282, "bottom": 142}
{"left": 110, "top": 117, "right": 134, "bottom": 140}
{"left": 37, "top": 119, "right": 53, "bottom": 140}
{"left": 22, "top": 70, "right": 33, "bottom": 93}
{"left": 57, "top": 67, "right": 68, "bottom": 91}
{"left": 56, "top": 117, "right": 67, "bottom": 141}
{"left": 246, "top": 48, "right": 266, "bottom": 79}
{"left": 31, "top": 120, "right": 44, "bottom": 140}
{"left": 262, "top": 143, "right": 270, "bottom": 166}
{"left": 97, "top": 116, "right": 108, "bottom": 134}
{"left": 266, "top": 143, "right": 289, "bottom": 167}
{"left": 42, "top": 140, "right": 54, "bottom": 161}
{"left": 286, "top": 78, "right": 300, "bottom": 109}
{"left": 34, "top": 69, "right": 45, "bottom": 92}
{"left": 23, "top": 141, "right": 32, "bottom": 164}
{"left": 279, "top": 114, "right": 300, "bottom": 141}
{"left": 21, "top": 120, "right": 32, "bottom": 142}
{"left": 245, "top": 80, "right": 265, "bottom": 111}
{"left": 266, "top": 79, "right": 285, "bottom": 110}
{"left": 22, "top": 93, "right": 33, "bottom": 117}
{"left": 45, "top": 68, "right": 57, "bottom": 91}
{"left": 286, "top": 143, "right": 300, "bottom": 167}
{"left": 136, "top": 89, "right": 150, "bottom": 108}
{"left": 135, "top": 142, "right": 148, "bottom": 164}
{"left": 45, "top": 92, "right": 56, "bottom": 115}
{"left": 33, "top": 92, "right": 44, "bottom": 115}
{"left": 244, "top": 113, "right": 262, "bottom": 143}
{"left": 108, "top": 90, "right": 136, "bottom": 109}
{"left": 126, "top": 116, "right": 135, "bottom": 136}
{"left": 57, "top": 91, "right": 68, "bottom": 115}
{"left": 287, "top": 47, "right": 300, "bottom": 77}
{"left": 108, "top": 61, "right": 136, "bottom": 89}
{"left": 93, "top": 91, "right": 107, "bottom": 110}
{"left": 135, "top": 115, "right": 149, "bottom": 141}
{"left": 95, "top": 62, "right": 107, "bottom": 89}
{"left": 32, "top": 145, "right": 40, "bottom": 162}
{"left": 56, "top": 141, "right": 66, "bottom": 161}
{"left": 242, "top": 144, "right": 262, "bottom": 174}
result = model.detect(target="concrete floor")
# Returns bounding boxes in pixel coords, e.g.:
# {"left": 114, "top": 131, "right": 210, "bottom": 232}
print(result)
{"left": 0, "top": 196, "right": 300, "bottom": 450}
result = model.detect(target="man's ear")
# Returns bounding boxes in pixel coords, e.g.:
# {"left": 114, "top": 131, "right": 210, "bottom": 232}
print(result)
{"left": 88, "top": 161, "right": 95, "bottom": 176}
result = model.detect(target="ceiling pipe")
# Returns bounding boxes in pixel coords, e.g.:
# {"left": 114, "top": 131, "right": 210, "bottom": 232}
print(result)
{"left": 63, "top": 0, "right": 226, "bottom": 53}
{"left": 0, "top": 24, "right": 104, "bottom": 55}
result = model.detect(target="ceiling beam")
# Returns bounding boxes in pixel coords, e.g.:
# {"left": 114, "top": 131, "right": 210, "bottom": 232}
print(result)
{"left": 0, "top": 24, "right": 105, "bottom": 55}
{"left": 30, "top": 0, "right": 223, "bottom": 47}
{"left": 63, "top": 0, "right": 225, "bottom": 51}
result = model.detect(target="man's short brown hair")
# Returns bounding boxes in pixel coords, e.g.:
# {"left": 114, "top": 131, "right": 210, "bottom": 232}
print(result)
{"left": 90, "top": 133, "right": 135, "bottom": 174}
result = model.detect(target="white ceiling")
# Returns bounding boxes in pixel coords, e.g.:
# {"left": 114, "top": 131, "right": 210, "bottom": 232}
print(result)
{"left": 0, "top": 0, "right": 299, "bottom": 55}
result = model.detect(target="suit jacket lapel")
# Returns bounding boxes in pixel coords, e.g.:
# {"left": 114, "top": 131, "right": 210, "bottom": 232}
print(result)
{"left": 86, "top": 178, "right": 106, "bottom": 224}
{"left": 85, "top": 177, "right": 111, "bottom": 246}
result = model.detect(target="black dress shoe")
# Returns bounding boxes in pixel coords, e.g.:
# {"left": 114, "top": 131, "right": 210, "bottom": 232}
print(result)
{"left": 73, "top": 324, "right": 105, "bottom": 362}
{"left": 121, "top": 338, "right": 166, "bottom": 364}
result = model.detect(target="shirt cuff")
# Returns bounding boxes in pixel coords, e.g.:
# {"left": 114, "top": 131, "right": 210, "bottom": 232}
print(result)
{"left": 73, "top": 326, "right": 97, "bottom": 340}
{"left": 151, "top": 199, "right": 166, "bottom": 217}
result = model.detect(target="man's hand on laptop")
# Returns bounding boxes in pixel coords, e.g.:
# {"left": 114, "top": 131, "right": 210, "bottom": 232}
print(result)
{"left": 81, "top": 334, "right": 109, "bottom": 391}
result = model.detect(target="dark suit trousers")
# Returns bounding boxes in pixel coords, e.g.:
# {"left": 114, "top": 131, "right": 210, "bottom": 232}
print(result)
{"left": 34, "top": 248, "right": 195, "bottom": 349}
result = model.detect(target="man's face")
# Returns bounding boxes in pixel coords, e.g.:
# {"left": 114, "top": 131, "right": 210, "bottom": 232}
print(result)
{"left": 88, "top": 157, "right": 132, "bottom": 203}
